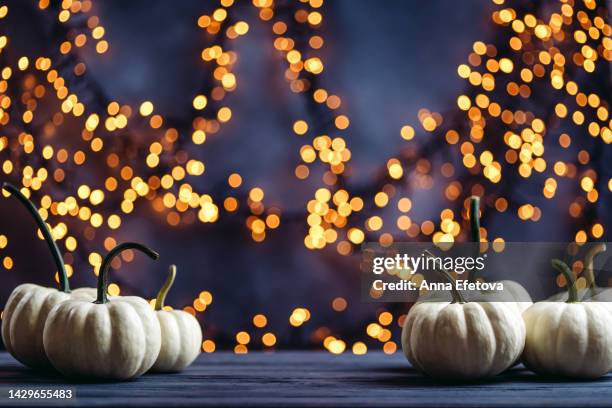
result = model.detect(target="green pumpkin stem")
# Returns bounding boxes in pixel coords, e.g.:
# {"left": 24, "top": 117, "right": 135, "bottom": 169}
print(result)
{"left": 584, "top": 243, "right": 606, "bottom": 292}
{"left": 2, "top": 182, "right": 71, "bottom": 293}
{"left": 424, "top": 250, "right": 467, "bottom": 303}
{"left": 96, "top": 242, "right": 159, "bottom": 304}
{"left": 552, "top": 259, "right": 577, "bottom": 303}
{"left": 155, "top": 265, "right": 176, "bottom": 311}
{"left": 468, "top": 195, "right": 481, "bottom": 282}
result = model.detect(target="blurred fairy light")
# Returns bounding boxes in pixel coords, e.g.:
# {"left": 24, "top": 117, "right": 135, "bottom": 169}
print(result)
{"left": 297, "top": 0, "right": 611, "bottom": 256}
{"left": 0, "top": 0, "right": 610, "bottom": 354}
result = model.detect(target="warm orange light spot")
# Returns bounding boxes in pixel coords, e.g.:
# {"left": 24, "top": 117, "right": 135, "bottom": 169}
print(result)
{"left": 331, "top": 297, "right": 347, "bottom": 312}
{"left": 249, "top": 187, "right": 264, "bottom": 202}
{"left": 253, "top": 314, "right": 267, "bottom": 328}
{"left": 262, "top": 332, "right": 276, "bottom": 347}
{"left": 193, "top": 95, "right": 208, "bottom": 110}
{"left": 334, "top": 115, "right": 349, "bottom": 130}
{"left": 352, "top": 342, "right": 367, "bottom": 355}
{"left": 293, "top": 120, "right": 308, "bottom": 135}
{"left": 378, "top": 311, "right": 393, "bottom": 326}
{"left": 383, "top": 341, "right": 397, "bottom": 354}
{"left": 236, "top": 331, "right": 250, "bottom": 345}
{"left": 228, "top": 173, "right": 242, "bottom": 188}
{"left": 202, "top": 340, "right": 216, "bottom": 353}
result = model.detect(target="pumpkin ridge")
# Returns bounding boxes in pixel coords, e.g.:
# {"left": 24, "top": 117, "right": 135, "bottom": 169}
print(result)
{"left": 1, "top": 285, "right": 30, "bottom": 355}
{"left": 480, "top": 303, "right": 501, "bottom": 377}
{"left": 555, "top": 304, "right": 578, "bottom": 376}
{"left": 464, "top": 303, "right": 494, "bottom": 378}
{"left": 405, "top": 305, "right": 422, "bottom": 370}
{"left": 521, "top": 306, "right": 535, "bottom": 372}
{"left": 34, "top": 291, "right": 62, "bottom": 365}
{"left": 107, "top": 302, "right": 123, "bottom": 379}
{"left": 456, "top": 304, "right": 477, "bottom": 378}
{"left": 170, "top": 313, "right": 185, "bottom": 368}
{"left": 107, "top": 302, "right": 125, "bottom": 379}
{"left": 58, "top": 303, "right": 74, "bottom": 375}
{"left": 410, "top": 304, "right": 437, "bottom": 376}
{"left": 523, "top": 303, "right": 554, "bottom": 375}
{"left": 403, "top": 306, "right": 422, "bottom": 372}
{"left": 422, "top": 304, "right": 448, "bottom": 377}
{"left": 547, "top": 303, "right": 564, "bottom": 376}
{"left": 443, "top": 304, "right": 468, "bottom": 378}
{"left": 599, "top": 305, "right": 612, "bottom": 373}
{"left": 58, "top": 303, "right": 73, "bottom": 374}
{"left": 44, "top": 301, "right": 73, "bottom": 376}
{"left": 573, "top": 304, "right": 589, "bottom": 377}
{"left": 86, "top": 304, "right": 109, "bottom": 378}
{"left": 134, "top": 302, "right": 154, "bottom": 377}
{"left": 71, "top": 302, "right": 91, "bottom": 376}
{"left": 111, "top": 301, "right": 143, "bottom": 379}
{"left": 99, "top": 303, "right": 113, "bottom": 379}
{"left": 10, "top": 288, "right": 40, "bottom": 365}
{"left": 581, "top": 305, "right": 594, "bottom": 376}
{"left": 127, "top": 299, "right": 156, "bottom": 377}
{"left": 181, "top": 312, "right": 202, "bottom": 369}
{"left": 480, "top": 303, "right": 514, "bottom": 375}
{"left": 534, "top": 302, "right": 567, "bottom": 374}
{"left": 583, "top": 304, "right": 609, "bottom": 377}
{"left": 157, "top": 311, "right": 183, "bottom": 367}
{"left": 187, "top": 312, "right": 203, "bottom": 366}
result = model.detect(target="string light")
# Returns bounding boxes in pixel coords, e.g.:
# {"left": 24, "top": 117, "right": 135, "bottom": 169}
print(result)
{"left": 0, "top": 0, "right": 609, "bottom": 354}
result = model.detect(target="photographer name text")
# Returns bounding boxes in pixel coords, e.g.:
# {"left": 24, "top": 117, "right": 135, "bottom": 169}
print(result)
{"left": 372, "top": 279, "right": 504, "bottom": 292}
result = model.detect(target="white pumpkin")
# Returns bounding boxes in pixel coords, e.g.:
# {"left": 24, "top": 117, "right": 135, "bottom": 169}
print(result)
{"left": 402, "top": 269, "right": 525, "bottom": 379}
{"left": 522, "top": 259, "right": 612, "bottom": 378}
{"left": 2, "top": 285, "right": 95, "bottom": 369}
{"left": 43, "top": 242, "right": 161, "bottom": 380}
{"left": 1, "top": 183, "right": 96, "bottom": 369}
{"left": 151, "top": 265, "right": 202, "bottom": 372}
{"left": 418, "top": 197, "right": 533, "bottom": 313}
{"left": 466, "top": 197, "right": 532, "bottom": 312}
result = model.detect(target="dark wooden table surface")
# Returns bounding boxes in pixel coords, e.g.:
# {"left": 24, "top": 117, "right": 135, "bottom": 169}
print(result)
{"left": 1, "top": 351, "right": 611, "bottom": 407}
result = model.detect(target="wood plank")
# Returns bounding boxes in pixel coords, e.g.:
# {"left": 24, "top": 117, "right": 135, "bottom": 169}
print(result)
{"left": 0, "top": 352, "right": 611, "bottom": 407}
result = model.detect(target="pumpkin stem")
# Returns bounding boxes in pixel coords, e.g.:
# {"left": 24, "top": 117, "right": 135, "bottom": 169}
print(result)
{"left": 552, "top": 259, "right": 577, "bottom": 303}
{"left": 467, "top": 195, "right": 481, "bottom": 282}
{"left": 96, "top": 242, "right": 159, "bottom": 304}
{"left": 424, "top": 250, "right": 467, "bottom": 303}
{"left": 2, "top": 182, "right": 71, "bottom": 293}
{"left": 155, "top": 265, "right": 176, "bottom": 310}
{"left": 584, "top": 243, "right": 606, "bottom": 293}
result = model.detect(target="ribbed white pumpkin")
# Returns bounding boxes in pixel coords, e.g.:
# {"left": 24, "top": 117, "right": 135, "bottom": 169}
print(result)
{"left": 402, "top": 265, "right": 525, "bottom": 380}
{"left": 0, "top": 183, "right": 96, "bottom": 369}
{"left": 522, "top": 260, "right": 612, "bottom": 378}
{"left": 43, "top": 243, "right": 161, "bottom": 380}
{"left": 418, "top": 197, "right": 532, "bottom": 314}
{"left": 2, "top": 285, "right": 95, "bottom": 369}
{"left": 151, "top": 266, "right": 202, "bottom": 372}
{"left": 44, "top": 295, "right": 161, "bottom": 380}
{"left": 465, "top": 197, "right": 532, "bottom": 313}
